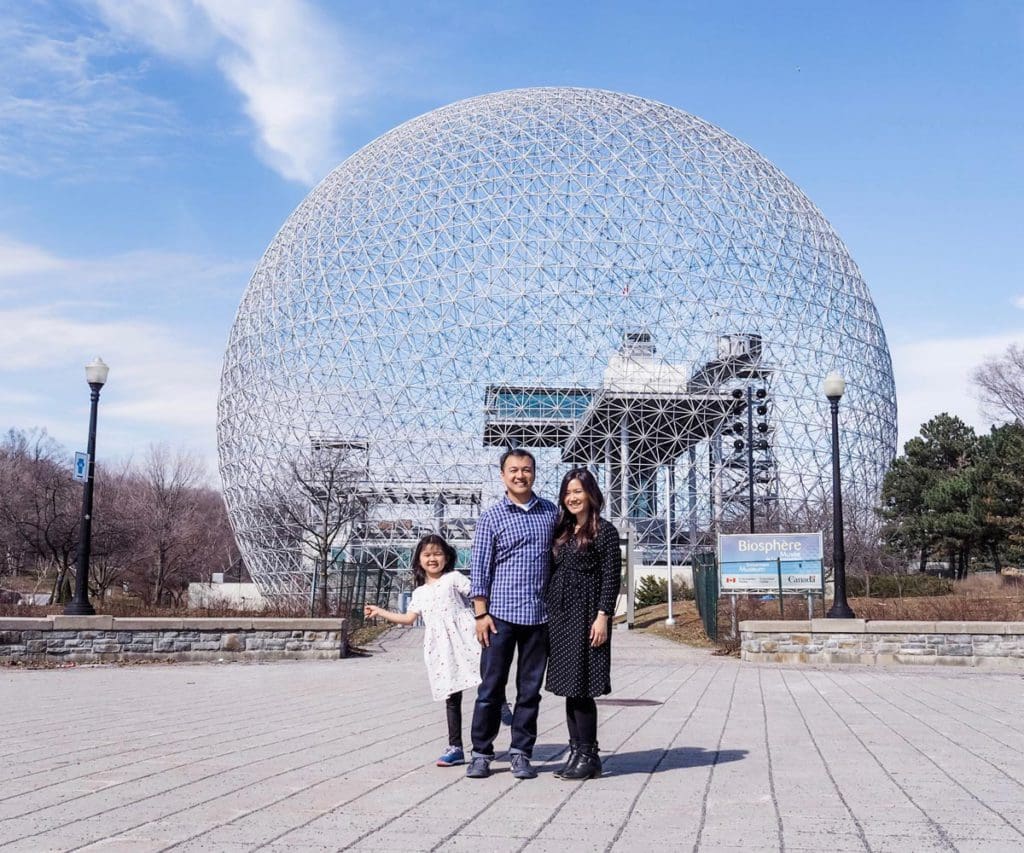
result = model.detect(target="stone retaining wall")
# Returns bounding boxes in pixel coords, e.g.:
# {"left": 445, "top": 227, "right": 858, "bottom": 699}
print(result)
{"left": 0, "top": 616, "right": 348, "bottom": 664}
{"left": 740, "top": 619, "right": 1024, "bottom": 669}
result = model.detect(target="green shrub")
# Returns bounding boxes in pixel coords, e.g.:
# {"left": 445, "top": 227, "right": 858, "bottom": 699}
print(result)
{"left": 846, "top": 573, "right": 953, "bottom": 598}
{"left": 634, "top": 574, "right": 694, "bottom": 609}
{"left": 635, "top": 575, "right": 667, "bottom": 608}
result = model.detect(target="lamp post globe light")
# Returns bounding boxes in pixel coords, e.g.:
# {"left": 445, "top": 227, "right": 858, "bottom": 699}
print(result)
{"left": 823, "top": 371, "right": 855, "bottom": 619}
{"left": 64, "top": 357, "right": 110, "bottom": 616}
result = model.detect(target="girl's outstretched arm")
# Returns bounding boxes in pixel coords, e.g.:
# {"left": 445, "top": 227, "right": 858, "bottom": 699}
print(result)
{"left": 364, "top": 604, "right": 419, "bottom": 625}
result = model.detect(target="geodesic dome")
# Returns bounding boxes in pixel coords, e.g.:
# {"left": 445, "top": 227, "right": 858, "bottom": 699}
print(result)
{"left": 217, "top": 87, "right": 897, "bottom": 600}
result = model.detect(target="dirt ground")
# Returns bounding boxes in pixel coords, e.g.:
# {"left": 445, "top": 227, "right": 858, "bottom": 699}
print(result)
{"left": 619, "top": 600, "right": 731, "bottom": 651}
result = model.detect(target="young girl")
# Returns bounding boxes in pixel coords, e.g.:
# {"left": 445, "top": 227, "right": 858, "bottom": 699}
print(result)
{"left": 364, "top": 533, "right": 480, "bottom": 767}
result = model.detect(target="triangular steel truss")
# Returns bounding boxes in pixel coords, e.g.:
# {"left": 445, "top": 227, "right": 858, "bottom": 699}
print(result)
{"left": 217, "top": 88, "right": 897, "bottom": 600}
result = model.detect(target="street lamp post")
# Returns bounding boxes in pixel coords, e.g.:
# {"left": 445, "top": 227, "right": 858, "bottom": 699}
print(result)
{"left": 823, "top": 371, "right": 855, "bottom": 619}
{"left": 64, "top": 357, "right": 110, "bottom": 616}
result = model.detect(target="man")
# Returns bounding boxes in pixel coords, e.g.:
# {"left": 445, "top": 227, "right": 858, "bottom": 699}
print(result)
{"left": 466, "top": 448, "right": 557, "bottom": 779}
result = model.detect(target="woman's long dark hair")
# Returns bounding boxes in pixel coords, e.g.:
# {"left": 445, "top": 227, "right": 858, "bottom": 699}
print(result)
{"left": 553, "top": 468, "right": 605, "bottom": 556}
{"left": 411, "top": 534, "right": 458, "bottom": 587}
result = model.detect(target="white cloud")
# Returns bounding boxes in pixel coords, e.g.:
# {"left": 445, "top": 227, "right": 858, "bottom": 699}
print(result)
{"left": 0, "top": 235, "right": 70, "bottom": 276}
{"left": 0, "top": 232, "right": 250, "bottom": 310}
{"left": 890, "top": 331, "right": 1024, "bottom": 448}
{"left": 93, "top": 0, "right": 362, "bottom": 184}
{"left": 0, "top": 304, "right": 222, "bottom": 468}
{"left": 89, "top": 0, "right": 215, "bottom": 60}
{"left": 0, "top": 11, "right": 179, "bottom": 178}
{"left": 0, "top": 234, "right": 246, "bottom": 472}
{"left": 202, "top": 1, "right": 361, "bottom": 184}
{"left": 0, "top": 305, "right": 220, "bottom": 416}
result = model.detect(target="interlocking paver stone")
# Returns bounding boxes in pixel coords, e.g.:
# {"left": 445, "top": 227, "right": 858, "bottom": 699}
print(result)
{"left": 2, "top": 626, "right": 1024, "bottom": 851}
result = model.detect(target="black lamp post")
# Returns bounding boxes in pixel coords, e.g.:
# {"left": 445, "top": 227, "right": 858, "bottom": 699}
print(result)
{"left": 65, "top": 357, "right": 110, "bottom": 616}
{"left": 823, "top": 371, "right": 855, "bottom": 619}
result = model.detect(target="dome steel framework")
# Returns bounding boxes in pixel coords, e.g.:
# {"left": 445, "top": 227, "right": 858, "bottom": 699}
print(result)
{"left": 217, "top": 87, "right": 897, "bottom": 601}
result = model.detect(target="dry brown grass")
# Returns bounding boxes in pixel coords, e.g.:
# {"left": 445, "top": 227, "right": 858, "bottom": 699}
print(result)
{"left": 625, "top": 573, "right": 1024, "bottom": 654}
{"left": 346, "top": 621, "right": 392, "bottom": 651}
{"left": 848, "top": 584, "right": 1024, "bottom": 622}
{"left": 710, "top": 573, "right": 1024, "bottom": 624}
{"left": 621, "top": 601, "right": 739, "bottom": 655}
{"left": 621, "top": 601, "right": 717, "bottom": 649}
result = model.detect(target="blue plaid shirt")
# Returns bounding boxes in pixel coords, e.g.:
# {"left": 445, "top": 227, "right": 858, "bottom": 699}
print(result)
{"left": 470, "top": 494, "right": 558, "bottom": 625}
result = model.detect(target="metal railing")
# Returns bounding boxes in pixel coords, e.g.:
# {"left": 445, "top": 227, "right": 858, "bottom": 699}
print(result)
{"left": 692, "top": 551, "right": 718, "bottom": 641}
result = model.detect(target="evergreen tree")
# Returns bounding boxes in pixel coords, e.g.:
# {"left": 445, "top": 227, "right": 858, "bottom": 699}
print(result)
{"left": 972, "top": 423, "right": 1024, "bottom": 568}
{"left": 879, "top": 414, "right": 979, "bottom": 575}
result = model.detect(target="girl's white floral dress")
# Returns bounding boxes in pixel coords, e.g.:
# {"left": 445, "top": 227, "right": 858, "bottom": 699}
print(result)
{"left": 408, "top": 571, "right": 481, "bottom": 701}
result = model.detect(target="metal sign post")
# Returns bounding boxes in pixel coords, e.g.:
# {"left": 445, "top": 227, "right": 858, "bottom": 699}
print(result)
{"left": 616, "top": 526, "right": 636, "bottom": 630}
{"left": 776, "top": 557, "right": 784, "bottom": 617}
{"left": 665, "top": 468, "right": 675, "bottom": 627}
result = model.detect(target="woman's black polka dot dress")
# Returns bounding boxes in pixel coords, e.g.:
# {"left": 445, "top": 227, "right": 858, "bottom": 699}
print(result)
{"left": 545, "top": 518, "right": 622, "bottom": 698}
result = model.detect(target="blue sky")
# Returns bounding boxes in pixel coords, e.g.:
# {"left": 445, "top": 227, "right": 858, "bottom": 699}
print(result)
{"left": 1, "top": 0, "right": 1021, "bottom": 476}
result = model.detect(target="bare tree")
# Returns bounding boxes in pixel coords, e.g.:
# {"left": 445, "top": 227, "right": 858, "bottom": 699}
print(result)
{"left": 0, "top": 428, "right": 79, "bottom": 602}
{"left": 972, "top": 343, "right": 1024, "bottom": 425}
{"left": 127, "top": 445, "right": 210, "bottom": 605}
{"left": 265, "top": 441, "right": 371, "bottom": 616}
{"left": 0, "top": 429, "right": 240, "bottom": 610}
{"left": 89, "top": 460, "right": 143, "bottom": 601}
{"left": 771, "top": 487, "right": 896, "bottom": 580}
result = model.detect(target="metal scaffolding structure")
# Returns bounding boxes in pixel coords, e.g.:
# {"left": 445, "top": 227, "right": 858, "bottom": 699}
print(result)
{"left": 217, "top": 87, "right": 897, "bottom": 601}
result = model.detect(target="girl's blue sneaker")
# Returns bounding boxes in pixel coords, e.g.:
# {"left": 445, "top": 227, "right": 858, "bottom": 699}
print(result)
{"left": 436, "top": 746, "right": 465, "bottom": 767}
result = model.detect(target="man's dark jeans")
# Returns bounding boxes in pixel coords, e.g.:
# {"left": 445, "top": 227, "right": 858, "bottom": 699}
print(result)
{"left": 471, "top": 617, "right": 548, "bottom": 758}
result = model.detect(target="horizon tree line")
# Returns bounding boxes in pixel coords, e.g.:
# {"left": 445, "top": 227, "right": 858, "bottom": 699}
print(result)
{"left": 0, "top": 429, "right": 238, "bottom": 607}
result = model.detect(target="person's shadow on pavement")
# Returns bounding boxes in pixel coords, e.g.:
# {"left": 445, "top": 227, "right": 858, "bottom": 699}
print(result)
{"left": 530, "top": 744, "right": 748, "bottom": 775}
{"left": 603, "top": 746, "right": 749, "bottom": 774}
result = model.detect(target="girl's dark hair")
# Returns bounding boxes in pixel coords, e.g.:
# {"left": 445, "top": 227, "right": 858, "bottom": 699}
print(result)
{"left": 553, "top": 468, "right": 604, "bottom": 555}
{"left": 411, "top": 534, "right": 458, "bottom": 587}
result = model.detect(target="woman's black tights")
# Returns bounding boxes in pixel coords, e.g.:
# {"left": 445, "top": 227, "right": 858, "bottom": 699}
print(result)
{"left": 445, "top": 691, "right": 463, "bottom": 748}
{"left": 564, "top": 696, "right": 597, "bottom": 743}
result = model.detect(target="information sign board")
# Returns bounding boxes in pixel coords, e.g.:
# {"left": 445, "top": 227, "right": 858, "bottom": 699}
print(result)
{"left": 718, "top": 533, "right": 823, "bottom": 594}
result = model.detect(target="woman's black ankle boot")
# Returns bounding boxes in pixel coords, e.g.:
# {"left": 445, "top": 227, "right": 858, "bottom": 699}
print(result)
{"left": 560, "top": 743, "right": 601, "bottom": 780}
{"left": 554, "top": 740, "right": 579, "bottom": 778}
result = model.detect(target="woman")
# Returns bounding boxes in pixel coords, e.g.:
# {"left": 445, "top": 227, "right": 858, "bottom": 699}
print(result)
{"left": 544, "top": 467, "right": 621, "bottom": 780}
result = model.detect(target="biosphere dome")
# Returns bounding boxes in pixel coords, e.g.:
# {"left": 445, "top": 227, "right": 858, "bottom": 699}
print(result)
{"left": 218, "top": 87, "right": 896, "bottom": 600}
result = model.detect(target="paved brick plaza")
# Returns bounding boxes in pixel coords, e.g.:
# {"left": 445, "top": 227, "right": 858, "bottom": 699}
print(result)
{"left": 2, "top": 626, "right": 1023, "bottom": 852}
